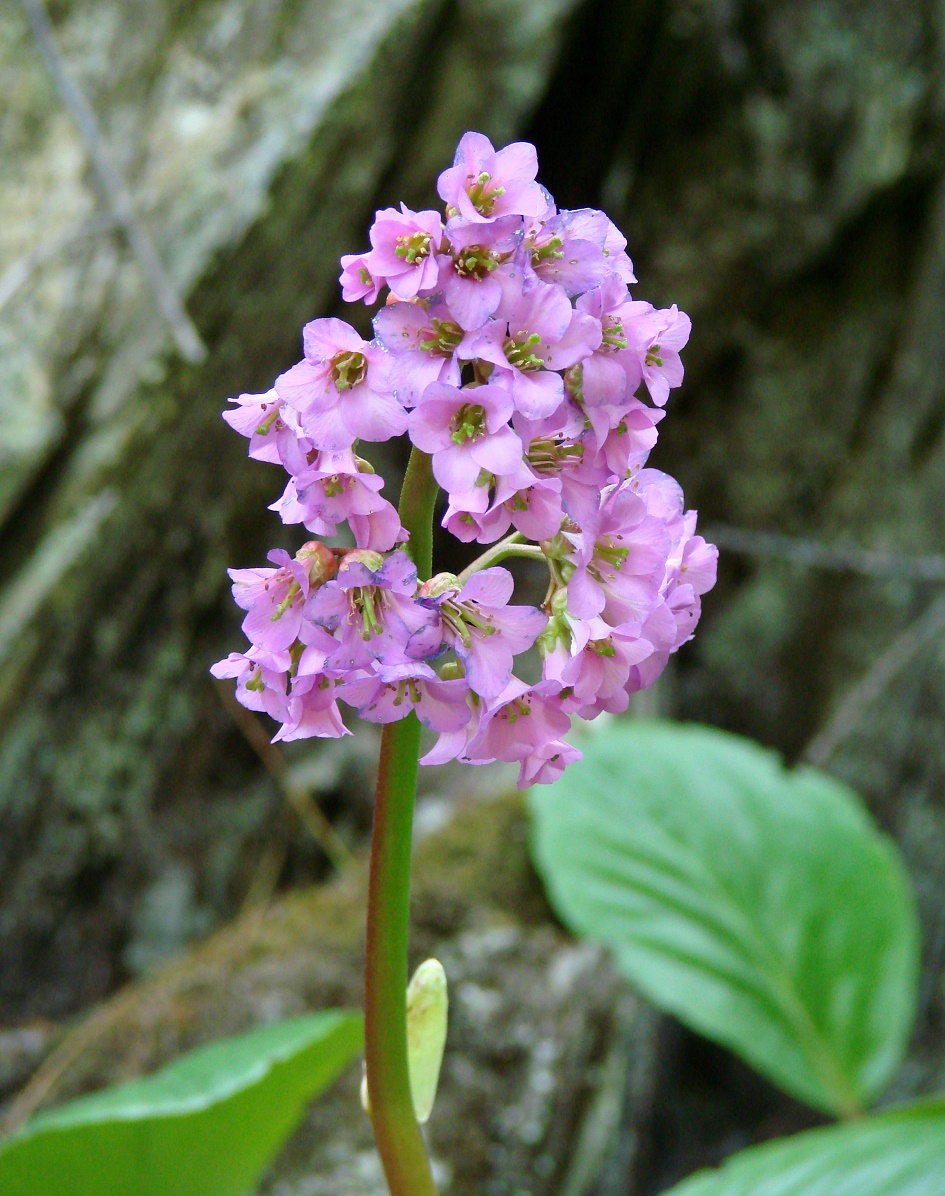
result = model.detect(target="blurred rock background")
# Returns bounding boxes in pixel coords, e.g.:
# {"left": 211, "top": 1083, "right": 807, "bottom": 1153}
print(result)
{"left": 1, "top": 0, "right": 944, "bottom": 1192}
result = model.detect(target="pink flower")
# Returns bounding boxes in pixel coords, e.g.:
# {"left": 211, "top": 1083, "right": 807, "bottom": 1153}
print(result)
{"left": 374, "top": 300, "right": 462, "bottom": 405}
{"left": 517, "top": 738, "right": 582, "bottom": 787}
{"left": 306, "top": 550, "right": 442, "bottom": 673}
{"left": 222, "top": 388, "right": 287, "bottom": 464}
{"left": 466, "top": 678, "right": 576, "bottom": 790}
{"left": 340, "top": 662, "right": 471, "bottom": 732}
{"left": 366, "top": 205, "right": 444, "bottom": 300}
{"left": 270, "top": 448, "right": 405, "bottom": 551}
{"left": 521, "top": 206, "right": 621, "bottom": 295}
{"left": 227, "top": 541, "right": 338, "bottom": 656}
{"left": 420, "top": 568, "right": 547, "bottom": 699}
{"left": 435, "top": 217, "right": 523, "bottom": 331}
{"left": 622, "top": 302, "right": 691, "bottom": 407}
{"left": 437, "top": 132, "right": 548, "bottom": 224}
{"left": 276, "top": 660, "right": 349, "bottom": 742}
{"left": 542, "top": 615, "right": 655, "bottom": 718}
{"left": 443, "top": 466, "right": 564, "bottom": 545}
{"left": 339, "top": 252, "right": 383, "bottom": 304}
{"left": 523, "top": 431, "right": 607, "bottom": 528}
{"left": 408, "top": 381, "right": 523, "bottom": 495}
{"left": 576, "top": 277, "right": 646, "bottom": 410}
{"left": 564, "top": 483, "right": 671, "bottom": 623}
{"left": 210, "top": 651, "right": 290, "bottom": 724}
{"left": 275, "top": 318, "right": 407, "bottom": 450}
{"left": 464, "top": 282, "right": 600, "bottom": 420}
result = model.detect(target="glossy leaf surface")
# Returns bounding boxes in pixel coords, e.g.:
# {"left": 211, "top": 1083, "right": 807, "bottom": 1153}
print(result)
{"left": 0, "top": 1010, "right": 362, "bottom": 1195}
{"left": 666, "top": 1099, "right": 945, "bottom": 1195}
{"left": 529, "top": 720, "right": 919, "bottom": 1115}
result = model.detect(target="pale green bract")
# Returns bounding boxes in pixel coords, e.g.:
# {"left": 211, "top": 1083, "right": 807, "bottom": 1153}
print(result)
{"left": 0, "top": 1010, "right": 362, "bottom": 1196}
{"left": 361, "top": 958, "right": 448, "bottom": 1124}
{"left": 665, "top": 1098, "right": 945, "bottom": 1195}
{"left": 406, "top": 958, "right": 449, "bottom": 1124}
{"left": 528, "top": 720, "right": 919, "bottom": 1116}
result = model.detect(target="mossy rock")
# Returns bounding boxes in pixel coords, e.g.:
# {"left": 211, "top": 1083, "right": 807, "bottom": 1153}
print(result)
{"left": 4, "top": 790, "right": 657, "bottom": 1195}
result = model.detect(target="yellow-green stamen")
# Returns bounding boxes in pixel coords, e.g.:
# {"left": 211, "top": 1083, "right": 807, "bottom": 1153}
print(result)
{"left": 331, "top": 350, "right": 368, "bottom": 391}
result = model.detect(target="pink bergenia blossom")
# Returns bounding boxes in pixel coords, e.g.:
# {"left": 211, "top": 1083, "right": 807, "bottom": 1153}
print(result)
{"left": 437, "top": 132, "right": 548, "bottom": 224}
{"left": 464, "top": 281, "right": 600, "bottom": 420}
{"left": 365, "top": 205, "right": 444, "bottom": 300}
{"left": 518, "top": 738, "right": 583, "bottom": 787}
{"left": 443, "top": 465, "right": 565, "bottom": 545}
{"left": 420, "top": 568, "right": 547, "bottom": 699}
{"left": 210, "top": 650, "right": 290, "bottom": 723}
{"left": 541, "top": 614, "right": 655, "bottom": 718}
{"left": 214, "top": 130, "right": 715, "bottom": 785}
{"left": 622, "top": 301, "right": 692, "bottom": 407}
{"left": 227, "top": 540, "right": 338, "bottom": 656}
{"left": 374, "top": 300, "right": 463, "bottom": 405}
{"left": 466, "top": 678, "right": 578, "bottom": 789}
{"left": 408, "top": 381, "right": 523, "bottom": 495}
{"left": 522, "top": 206, "right": 626, "bottom": 295}
{"left": 338, "top": 252, "right": 383, "bottom": 304}
{"left": 340, "top": 662, "right": 471, "bottom": 731}
{"left": 306, "top": 550, "right": 441, "bottom": 673}
{"left": 576, "top": 277, "right": 645, "bottom": 408}
{"left": 270, "top": 448, "right": 405, "bottom": 552}
{"left": 222, "top": 388, "right": 288, "bottom": 464}
{"left": 276, "top": 655, "right": 349, "bottom": 743}
{"left": 568, "top": 208, "right": 637, "bottom": 284}
{"left": 275, "top": 318, "right": 407, "bottom": 450}
{"left": 435, "top": 217, "right": 523, "bottom": 331}
{"left": 524, "top": 432, "right": 606, "bottom": 528}
{"left": 563, "top": 482, "right": 671, "bottom": 624}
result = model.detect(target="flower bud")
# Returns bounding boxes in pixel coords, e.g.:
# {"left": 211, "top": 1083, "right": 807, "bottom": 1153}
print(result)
{"left": 339, "top": 548, "right": 385, "bottom": 574}
{"left": 419, "top": 572, "right": 460, "bottom": 600}
{"left": 296, "top": 540, "right": 338, "bottom": 586}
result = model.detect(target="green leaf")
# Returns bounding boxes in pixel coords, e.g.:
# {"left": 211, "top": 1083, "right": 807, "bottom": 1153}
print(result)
{"left": 528, "top": 720, "right": 919, "bottom": 1116}
{"left": 0, "top": 1010, "right": 362, "bottom": 1196}
{"left": 665, "top": 1098, "right": 945, "bottom": 1195}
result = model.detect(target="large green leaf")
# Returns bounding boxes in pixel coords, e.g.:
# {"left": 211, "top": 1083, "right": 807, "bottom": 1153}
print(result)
{"left": 0, "top": 1010, "right": 362, "bottom": 1195}
{"left": 528, "top": 720, "right": 919, "bottom": 1115}
{"left": 665, "top": 1099, "right": 945, "bottom": 1195}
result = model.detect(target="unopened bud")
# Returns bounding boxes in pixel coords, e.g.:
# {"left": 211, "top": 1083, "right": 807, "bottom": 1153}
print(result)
{"left": 419, "top": 572, "right": 460, "bottom": 600}
{"left": 296, "top": 540, "right": 338, "bottom": 586}
{"left": 339, "top": 548, "right": 385, "bottom": 575}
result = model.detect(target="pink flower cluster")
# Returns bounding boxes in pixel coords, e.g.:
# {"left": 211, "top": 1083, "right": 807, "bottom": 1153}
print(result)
{"left": 214, "top": 132, "right": 717, "bottom": 787}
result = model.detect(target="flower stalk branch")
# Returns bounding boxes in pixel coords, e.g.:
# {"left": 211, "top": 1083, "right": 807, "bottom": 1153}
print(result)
{"left": 456, "top": 532, "right": 546, "bottom": 584}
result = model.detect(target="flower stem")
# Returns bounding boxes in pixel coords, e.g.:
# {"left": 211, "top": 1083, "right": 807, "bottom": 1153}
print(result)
{"left": 364, "top": 447, "right": 440, "bottom": 1196}
{"left": 456, "top": 531, "right": 545, "bottom": 585}
{"left": 398, "top": 447, "right": 437, "bottom": 578}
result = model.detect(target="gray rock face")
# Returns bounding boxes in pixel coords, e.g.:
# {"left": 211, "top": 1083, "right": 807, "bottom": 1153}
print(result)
{"left": 0, "top": 0, "right": 580, "bottom": 1019}
{"left": 532, "top": 0, "right": 945, "bottom": 1119}
{"left": 1, "top": 792, "right": 660, "bottom": 1195}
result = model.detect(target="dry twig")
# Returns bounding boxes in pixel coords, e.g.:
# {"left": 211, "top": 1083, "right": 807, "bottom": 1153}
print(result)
{"left": 19, "top": 0, "right": 206, "bottom": 363}
{"left": 803, "top": 594, "right": 945, "bottom": 767}
{"left": 708, "top": 524, "right": 945, "bottom": 584}
{"left": 215, "top": 679, "right": 354, "bottom": 877}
